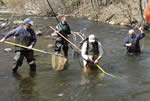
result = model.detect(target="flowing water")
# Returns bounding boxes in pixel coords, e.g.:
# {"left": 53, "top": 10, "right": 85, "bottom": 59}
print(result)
{"left": 0, "top": 14, "right": 150, "bottom": 101}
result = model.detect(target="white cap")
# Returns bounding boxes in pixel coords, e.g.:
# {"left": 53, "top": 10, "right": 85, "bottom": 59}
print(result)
{"left": 88, "top": 34, "right": 95, "bottom": 43}
{"left": 129, "top": 29, "right": 134, "bottom": 34}
{"left": 24, "top": 18, "right": 33, "bottom": 25}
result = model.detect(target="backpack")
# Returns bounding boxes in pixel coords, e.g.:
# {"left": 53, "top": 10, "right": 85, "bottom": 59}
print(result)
{"left": 79, "top": 38, "right": 88, "bottom": 48}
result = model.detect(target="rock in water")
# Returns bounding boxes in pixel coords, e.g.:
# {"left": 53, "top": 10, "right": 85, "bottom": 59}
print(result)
{"left": 4, "top": 48, "right": 12, "bottom": 52}
{"left": 47, "top": 44, "right": 54, "bottom": 48}
{"left": 36, "top": 30, "right": 42, "bottom": 36}
{"left": 51, "top": 32, "right": 57, "bottom": 37}
{"left": 109, "top": 21, "right": 115, "bottom": 25}
{"left": 58, "top": 93, "right": 64, "bottom": 97}
{"left": 0, "top": 18, "right": 7, "bottom": 21}
{"left": 0, "top": 23, "right": 7, "bottom": 27}
{"left": 13, "top": 20, "right": 24, "bottom": 25}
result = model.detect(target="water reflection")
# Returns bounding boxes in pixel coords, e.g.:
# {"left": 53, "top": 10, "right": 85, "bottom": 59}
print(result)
{"left": 13, "top": 72, "right": 39, "bottom": 101}
{"left": 80, "top": 72, "right": 104, "bottom": 85}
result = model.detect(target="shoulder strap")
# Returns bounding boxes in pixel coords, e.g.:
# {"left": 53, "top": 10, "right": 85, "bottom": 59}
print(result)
{"left": 86, "top": 38, "right": 89, "bottom": 50}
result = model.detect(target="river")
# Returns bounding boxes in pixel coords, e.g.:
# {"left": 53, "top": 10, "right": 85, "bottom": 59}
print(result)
{"left": 0, "top": 14, "right": 150, "bottom": 101}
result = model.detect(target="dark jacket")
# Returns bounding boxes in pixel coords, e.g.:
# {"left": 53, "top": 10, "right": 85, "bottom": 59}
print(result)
{"left": 4, "top": 26, "right": 37, "bottom": 51}
{"left": 124, "top": 33, "right": 145, "bottom": 53}
{"left": 55, "top": 23, "right": 71, "bottom": 41}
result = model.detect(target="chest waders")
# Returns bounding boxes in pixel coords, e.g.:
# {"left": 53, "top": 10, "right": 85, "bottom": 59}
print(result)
{"left": 12, "top": 29, "right": 36, "bottom": 73}
{"left": 55, "top": 24, "right": 70, "bottom": 57}
{"left": 127, "top": 38, "right": 140, "bottom": 54}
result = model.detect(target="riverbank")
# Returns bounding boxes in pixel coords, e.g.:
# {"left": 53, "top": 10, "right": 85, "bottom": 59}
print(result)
{"left": 0, "top": 0, "right": 148, "bottom": 28}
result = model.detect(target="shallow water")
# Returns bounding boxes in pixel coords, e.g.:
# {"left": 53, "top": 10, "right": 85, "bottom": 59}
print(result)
{"left": 0, "top": 14, "right": 150, "bottom": 101}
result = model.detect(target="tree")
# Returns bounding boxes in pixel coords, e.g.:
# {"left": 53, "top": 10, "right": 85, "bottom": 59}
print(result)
{"left": 138, "top": 0, "right": 145, "bottom": 25}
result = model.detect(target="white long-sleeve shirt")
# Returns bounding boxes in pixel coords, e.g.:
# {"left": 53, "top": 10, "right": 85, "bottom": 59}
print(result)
{"left": 81, "top": 41, "right": 104, "bottom": 60}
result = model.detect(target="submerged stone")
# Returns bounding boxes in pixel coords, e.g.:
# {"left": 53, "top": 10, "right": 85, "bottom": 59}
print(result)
{"left": 58, "top": 93, "right": 64, "bottom": 97}
{"left": 4, "top": 48, "right": 12, "bottom": 52}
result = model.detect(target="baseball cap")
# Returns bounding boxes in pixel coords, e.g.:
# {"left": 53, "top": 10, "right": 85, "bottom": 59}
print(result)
{"left": 24, "top": 18, "right": 33, "bottom": 25}
{"left": 88, "top": 34, "right": 95, "bottom": 43}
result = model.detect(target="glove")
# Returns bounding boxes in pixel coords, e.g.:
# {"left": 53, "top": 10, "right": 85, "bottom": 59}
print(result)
{"left": 0, "top": 38, "right": 5, "bottom": 43}
{"left": 86, "top": 55, "right": 93, "bottom": 62}
{"left": 94, "top": 59, "right": 99, "bottom": 64}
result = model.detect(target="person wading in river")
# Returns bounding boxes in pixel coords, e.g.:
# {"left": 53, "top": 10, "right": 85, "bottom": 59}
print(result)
{"left": 54, "top": 16, "right": 71, "bottom": 58}
{"left": 124, "top": 27, "right": 145, "bottom": 55}
{"left": 81, "top": 34, "right": 104, "bottom": 72}
{"left": 0, "top": 18, "right": 37, "bottom": 73}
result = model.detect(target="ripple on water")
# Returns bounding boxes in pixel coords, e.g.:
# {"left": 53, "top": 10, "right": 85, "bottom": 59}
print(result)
{"left": 139, "top": 55, "right": 150, "bottom": 67}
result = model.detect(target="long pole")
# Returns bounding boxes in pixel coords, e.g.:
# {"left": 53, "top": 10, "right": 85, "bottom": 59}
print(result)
{"left": 46, "top": 0, "right": 60, "bottom": 24}
{"left": 3, "top": 41, "right": 62, "bottom": 56}
{"left": 46, "top": 0, "right": 70, "bottom": 39}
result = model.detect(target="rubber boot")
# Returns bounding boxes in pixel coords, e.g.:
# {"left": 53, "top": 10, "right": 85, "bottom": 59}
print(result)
{"left": 12, "top": 65, "right": 18, "bottom": 73}
{"left": 29, "top": 64, "right": 36, "bottom": 72}
{"left": 63, "top": 47, "right": 68, "bottom": 58}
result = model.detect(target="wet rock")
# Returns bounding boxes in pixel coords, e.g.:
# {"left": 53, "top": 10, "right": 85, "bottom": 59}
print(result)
{"left": 105, "top": 21, "right": 109, "bottom": 24}
{"left": 43, "top": 17, "right": 49, "bottom": 20}
{"left": 109, "top": 21, "right": 115, "bottom": 25}
{"left": 0, "top": 18, "right": 7, "bottom": 21}
{"left": 94, "top": 19, "right": 99, "bottom": 22}
{"left": 51, "top": 37, "right": 56, "bottom": 40}
{"left": 58, "top": 93, "right": 64, "bottom": 97}
{"left": 48, "top": 36, "right": 56, "bottom": 40}
{"left": 26, "top": 10, "right": 40, "bottom": 15}
{"left": 0, "top": 23, "right": 7, "bottom": 27}
{"left": 97, "top": 19, "right": 101, "bottom": 22}
{"left": 47, "top": 44, "right": 54, "bottom": 48}
{"left": 36, "top": 30, "right": 42, "bottom": 36}
{"left": 44, "top": 35, "right": 56, "bottom": 40}
{"left": 44, "top": 35, "right": 51, "bottom": 39}
{"left": 13, "top": 20, "right": 24, "bottom": 25}
{"left": 88, "top": 17, "right": 92, "bottom": 21}
{"left": 120, "top": 22, "right": 128, "bottom": 26}
{"left": 51, "top": 32, "right": 57, "bottom": 37}
{"left": 4, "top": 48, "right": 12, "bottom": 52}
{"left": 97, "top": 83, "right": 103, "bottom": 87}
